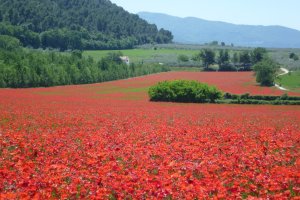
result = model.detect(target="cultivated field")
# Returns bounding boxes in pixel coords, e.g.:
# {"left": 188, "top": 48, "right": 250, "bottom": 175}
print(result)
{"left": 0, "top": 72, "right": 300, "bottom": 199}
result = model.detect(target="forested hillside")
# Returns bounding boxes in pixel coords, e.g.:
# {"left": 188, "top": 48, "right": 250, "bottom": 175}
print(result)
{"left": 0, "top": 0, "right": 173, "bottom": 50}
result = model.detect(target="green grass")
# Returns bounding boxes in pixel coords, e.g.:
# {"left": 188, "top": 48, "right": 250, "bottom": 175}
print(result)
{"left": 170, "top": 66, "right": 201, "bottom": 71}
{"left": 83, "top": 48, "right": 200, "bottom": 65}
{"left": 276, "top": 71, "right": 300, "bottom": 91}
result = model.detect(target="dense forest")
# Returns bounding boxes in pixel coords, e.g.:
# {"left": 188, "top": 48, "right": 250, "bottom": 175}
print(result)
{"left": 0, "top": 35, "right": 170, "bottom": 88}
{"left": 0, "top": 0, "right": 173, "bottom": 50}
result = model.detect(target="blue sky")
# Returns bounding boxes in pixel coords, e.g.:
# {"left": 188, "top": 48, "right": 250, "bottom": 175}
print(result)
{"left": 110, "top": 0, "right": 300, "bottom": 31}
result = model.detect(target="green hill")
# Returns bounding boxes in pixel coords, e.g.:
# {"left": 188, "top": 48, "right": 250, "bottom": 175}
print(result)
{"left": 0, "top": 0, "right": 173, "bottom": 50}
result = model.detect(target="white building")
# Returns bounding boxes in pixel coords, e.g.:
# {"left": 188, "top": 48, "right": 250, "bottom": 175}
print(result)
{"left": 120, "top": 56, "right": 130, "bottom": 65}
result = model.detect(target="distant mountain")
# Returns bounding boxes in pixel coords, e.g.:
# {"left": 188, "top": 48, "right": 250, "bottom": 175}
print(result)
{"left": 0, "top": 0, "right": 173, "bottom": 50}
{"left": 139, "top": 12, "right": 300, "bottom": 48}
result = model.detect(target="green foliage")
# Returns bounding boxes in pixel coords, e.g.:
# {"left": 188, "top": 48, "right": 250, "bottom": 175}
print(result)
{"left": 239, "top": 51, "right": 251, "bottom": 70}
{"left": 200, "top": 49, "right": 215, "bottom": 69}
{"left": 0, "top": 0, "right": 173, "bottom": 50}
{"left": 289, "top": 52, "right": 299, "bottom": 61}
{"left": 232, "top": 52, "right": 239, "bottom": 64}
{"left": 217, "top": 49, "right": 229, "bottom": 65}
{"left": 191, "top": 53, "right": 201, "bottom": 62}
{"left": 177, "top": 54, "right": 189, "bottom": 62}
{"left": 251, "top": 47, "right": 267, "bottom": 64}
{"left": 222, "top": 93, "right": 300, "bottom": 105}
{"left": 148, "top": 80, "right": 223, "bottom": 103}
{"left": 0, "top": 22, "right": 41, "bottom": 48}
{"left": 217, "top": 49, "right": 234, "bottom": 71}
{"left": 0, "top": 46, "right": 170, "bottom": 88}
{"left": 0, "top": 35, "right": 21, "bottom": 50}
{"left": 253, "top": 58, "right": 280, "bottom": 86}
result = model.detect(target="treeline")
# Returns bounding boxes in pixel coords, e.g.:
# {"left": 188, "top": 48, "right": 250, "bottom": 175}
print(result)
{"left": 0, "top": 0, "right": 173, "bottom": 50}
{"left": 0, "top": 36, "right": 170, "bottom": 88}
{"left": 178, "top": 47, "right": 267, "bottom": 71}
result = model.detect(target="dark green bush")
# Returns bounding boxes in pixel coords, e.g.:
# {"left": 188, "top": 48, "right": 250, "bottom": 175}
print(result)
{"left": 148, "top": 80, "right": 223, "bottom": 103}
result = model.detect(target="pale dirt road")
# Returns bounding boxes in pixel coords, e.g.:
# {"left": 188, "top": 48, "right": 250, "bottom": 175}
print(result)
{"left": 275, "top": 67, "right": 289, "bottom": 91}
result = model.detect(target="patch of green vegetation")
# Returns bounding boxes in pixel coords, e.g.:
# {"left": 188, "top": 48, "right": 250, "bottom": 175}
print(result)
{"left": 148, "top": 80, "right": 223, "bottom": 103}
{"left": 276, "top": 71, "right": 300, "bottom": 92}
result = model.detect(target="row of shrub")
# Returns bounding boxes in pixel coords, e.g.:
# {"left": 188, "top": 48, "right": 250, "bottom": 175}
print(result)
{"left": 148, "top": 80, "right": 300, "bottom": 105}
{"left": 217, "top": 99, "right": 300, "bottom": 105}
{"left": 224, "top": 93, "right": 300, "bottom": 101}
{"left": 148, "top": 80, "right": 223, "bottom": 103}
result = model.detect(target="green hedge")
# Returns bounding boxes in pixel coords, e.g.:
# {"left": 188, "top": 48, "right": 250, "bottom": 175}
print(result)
{"left": 224, "top": 92, "right": 300, "bottom": 101}
{"left": 148, "top": 80, "right": 223, "bottom": 103}
{"left": 221, "top": 93, "right": 300, "bottom": 105}
{"left": 217, "top": 99, "right": 300, "bottom": 105}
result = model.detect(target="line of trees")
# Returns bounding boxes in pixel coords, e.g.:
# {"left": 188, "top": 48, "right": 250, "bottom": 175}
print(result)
{"left": 178, "top": 47, "right": 268, "bottom": 71}
{"left": 0, "top": 35, "right": 170, "bottom": 88}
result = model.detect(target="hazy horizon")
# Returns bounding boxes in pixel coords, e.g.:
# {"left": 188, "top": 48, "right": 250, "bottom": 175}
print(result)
{"left": 110, "top": 0, "right": 300, "bottom": 31}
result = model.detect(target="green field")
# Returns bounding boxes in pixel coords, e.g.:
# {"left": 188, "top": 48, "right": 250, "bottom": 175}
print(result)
{"left": 276, "top": 71, "right": 300, "bottom": 92}
{"left": 83, "top": 48, "right": 200, "bottom": 66}
{"left": 83, "top": 44, "right": 300, "bottom": 71}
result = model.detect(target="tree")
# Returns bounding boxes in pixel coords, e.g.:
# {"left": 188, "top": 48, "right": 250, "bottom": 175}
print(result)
{"left": 200, "top": 49, "right": 215, "bottom": 69}
{"left": 232, "top": 52, "right": 239, "bottom": 65}
{"left": 289, "top": 52, "right": 299, "bottom": 61}
{"left": 217, "top": 49, "right": 230, "bottom": 66}
{"left": 0, "top": 35, "right": 21, "bottom": 50}
{"left": 218, "top": 49, "right": 234, "bottom": 71}
{"left": 239, "top": 51, "right": 251, "bottom": 70}
{"left": 177, "top": 54, "right": 189, "bottom": 63}
{"left": 251, "top": 47, "right": 267, "bottom": 64}
{"left": 253, "top": 58, "right": 279, "bottom": 86}
{"left": 191, "top": 53, "right": 201, "bottom": 63}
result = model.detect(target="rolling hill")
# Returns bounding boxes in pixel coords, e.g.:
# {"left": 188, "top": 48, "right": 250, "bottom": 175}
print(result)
{"left": 139, "top": 12, "right": 300, "bottom": 48}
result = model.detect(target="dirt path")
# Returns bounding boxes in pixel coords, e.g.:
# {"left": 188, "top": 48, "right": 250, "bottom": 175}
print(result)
{"left": 275, "top": 68, "right": 289, "bottom": 91}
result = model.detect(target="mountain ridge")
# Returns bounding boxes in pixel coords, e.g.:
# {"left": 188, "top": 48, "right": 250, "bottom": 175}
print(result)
{"left": 138, "top": 12, "right": 300, "bottom": 48}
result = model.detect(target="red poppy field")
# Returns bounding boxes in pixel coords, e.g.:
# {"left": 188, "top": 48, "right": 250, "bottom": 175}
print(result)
{"left": 1, "top": 72, "right": 300, "bottom": 199}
